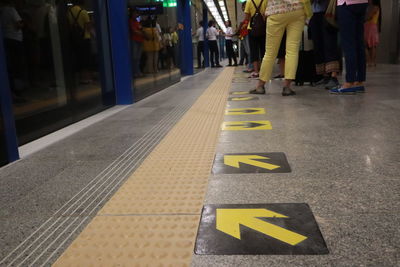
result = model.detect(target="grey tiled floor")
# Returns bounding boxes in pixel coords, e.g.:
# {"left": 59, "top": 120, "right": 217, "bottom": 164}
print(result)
{"left": 0, "top": 64, "right": 399, "bottom": 266}
{"left": 0, "top": 68, "right": 221, "bottom": 265}
{"left": 193, "top": 64, "right": 400, "bottom": 266}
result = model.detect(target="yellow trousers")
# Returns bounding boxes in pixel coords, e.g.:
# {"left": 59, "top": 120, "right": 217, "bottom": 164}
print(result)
{"left": 259, "top": 9, "right": 306, "bottom": 82}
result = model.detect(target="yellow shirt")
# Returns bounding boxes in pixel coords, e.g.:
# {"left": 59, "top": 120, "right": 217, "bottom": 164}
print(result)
{"left": 67, "top": 5, "right": 91, "bottom": 39}
{"left": 245, "top": 0, "right": 268, "bottom": 29}
{"left": 171, "top": 31, "right": 179, "bottom": 45}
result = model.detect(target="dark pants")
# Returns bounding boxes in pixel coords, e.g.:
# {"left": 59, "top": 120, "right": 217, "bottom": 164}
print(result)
{"left": 197, "top": 41, "right": 204, "bottom": 68}
{"left": 209, "top": 40, "right": 219, "bottom": 67}
{"left": 249, "top": 33, "right": 266, "bottom": 63}
{"left": 309, "top": 12, "right": 340, "bottom": 75}
{"left": 225, "top": 40, "right": 237, "bottom": 65}
{"left": 337, "top": 3, "right": 368, "bottom": 82}
{"left": 239, "top": 41, "right": 249, "bottom": 65}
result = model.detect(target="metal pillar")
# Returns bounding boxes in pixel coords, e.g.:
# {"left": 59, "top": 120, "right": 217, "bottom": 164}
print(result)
{"left": 0, "top": 27, "right": 20, "bottom": 162}
{"left": 108, "top": 0, "right": 134, "bottom": 104}
{"left": 177, "top": 0, "right": 194, "bottom": 75}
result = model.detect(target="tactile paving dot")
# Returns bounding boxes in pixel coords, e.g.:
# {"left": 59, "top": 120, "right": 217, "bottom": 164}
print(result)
{"left": 55, "top": 68, "right": 235, "bottom": 266}
{"left": 53, "top": 215, "right": 200, "bottom": 267}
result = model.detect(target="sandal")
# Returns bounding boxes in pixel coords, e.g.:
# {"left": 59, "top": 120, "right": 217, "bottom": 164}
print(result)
{"left": 249, "top": 86, "right": 265, "bottom": 94}
{"left": 282, "top": 87, "right": 296, "bottom": 96}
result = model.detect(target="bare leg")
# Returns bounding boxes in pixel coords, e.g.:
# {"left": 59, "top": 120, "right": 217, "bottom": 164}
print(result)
{"left": 257, "top": 79, "right": 266, "bottom": 88}
{"left": 342, "top": 82, "right": 356, "bottom": 88}
{"left": 284, "top": 79, "right": 292, "bottom": 88}
{"left": 253, "top": 61, "right": 259, "bottom": 73}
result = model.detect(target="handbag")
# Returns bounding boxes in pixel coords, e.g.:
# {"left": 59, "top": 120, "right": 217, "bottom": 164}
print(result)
{"left": 325, "top": 0, "right": 337, "bottom": 28}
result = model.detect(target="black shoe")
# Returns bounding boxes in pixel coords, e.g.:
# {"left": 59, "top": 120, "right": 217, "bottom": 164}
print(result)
{"left": 315, "top": 77, "right": 330, "bottom": 86}
{"left": 282, "top": 87, "right": 296, "bottom": 96}
{"left": 216, "top": 65, "right": 223, "bottom": 68}
{"left": 325, "top": 77, "right": 339, "bottom": 89}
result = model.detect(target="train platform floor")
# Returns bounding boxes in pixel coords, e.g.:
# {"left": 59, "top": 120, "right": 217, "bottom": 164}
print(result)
{"left": 0, "top": 64, "right": 399, "bottom": 266}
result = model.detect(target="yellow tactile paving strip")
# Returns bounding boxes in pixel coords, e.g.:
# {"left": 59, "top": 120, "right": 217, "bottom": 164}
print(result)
{"left": 54, "top": 68, "right": 235, "bottom": 267}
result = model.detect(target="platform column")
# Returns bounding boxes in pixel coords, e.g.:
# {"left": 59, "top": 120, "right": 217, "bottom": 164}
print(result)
{"left": 177, "top": 0, "right": 194, "bottom": 75}
{"left": 108, "top": 0, "right": 134, "bottom": 104}
{"left": 0, "top": 27, "right": 20, "bottom": 162}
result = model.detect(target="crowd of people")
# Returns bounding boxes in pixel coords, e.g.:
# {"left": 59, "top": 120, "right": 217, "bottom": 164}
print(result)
{"left": 246, "top": 0, "right": 381, "bottom": 95}
{"left": 192, "top": 0, "right": 381, "bottom": 96}
{"left": 193, "top": 19, "right": 236, "bottom": 68}
{"left": 129, "top": 10, "right": 179, "bottom": 77}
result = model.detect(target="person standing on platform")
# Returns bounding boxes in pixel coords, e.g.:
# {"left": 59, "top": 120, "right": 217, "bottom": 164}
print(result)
{"left": 244, "top": 0, "right": 267, "bottom": 78}
{"left": 364, "top": 0, "right": 381, "bottom": 67}
{"left": 273, "top": 31, "right": 286, "bottom": 79}
{"left": 206, "top": 20, "right": 222, "bottom": 68}
{"left": 67, "top": 0, "right": 93, "bottom": 84}
{"left": 238, "top": 1, "right": 254, "bottom": 73}
{"left": 129, "top": 9, "right": 144, "bottom": 77}
{"left": 225, "top": 20, "right": 238, "bottom": 66}
{"left": 194, "top": 21, "right": 205, "bottom": 68}
{"left": 250, "top": 0, "right": 313, "bottom": 95}
{"left": 309, "top": 0, "right": 341, "bottom": 89}
{"left": 330, "top": 0, "right": 368, "bottom": 93}
{"left": 171, "top": 27, "right": 179, "bottom": 68}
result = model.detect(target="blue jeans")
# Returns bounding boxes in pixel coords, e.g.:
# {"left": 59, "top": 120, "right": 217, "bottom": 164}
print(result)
{"left": 131, "top": 40, "right": 143, "bottom": 76}
{"left": 337, "top": 3, "right": 368, "bottom": 83}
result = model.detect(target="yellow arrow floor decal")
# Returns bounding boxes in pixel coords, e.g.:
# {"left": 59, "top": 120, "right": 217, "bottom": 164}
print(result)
{"left": 222, "top": 121, "right": 272, "bottom": 130}
{"left": 224, "top": 155, "right": 280, "bottom": 170}
{"left": 229, "top": 97, "right": 256, "bottom": 101}
{"left": 230, "top": 91, "right": 249, "bottom": 95}
{"left": 216, "top": 209, "right": 308, "bottom": 246}
{"left": 225, "top": 108, "right": 266, "bottom": 115}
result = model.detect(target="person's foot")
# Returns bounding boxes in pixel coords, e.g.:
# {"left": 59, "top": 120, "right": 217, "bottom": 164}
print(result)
{"left": 273, "top": 74, "right": 284, "bottom": 79}
{"left": 243, "top": 69, "right": 253, "bottom": 73}
{"left": 249, "top": 86, "right": 265, "bottom": 94}
{"left": 315, "top": 77, "right": 330, "bottom": 86}
{"left": 226, "top": 64, "right": 232, "bottom": 67}
{"left": 353, "top": 82, "right": 365, "bottom": 93}
{"left": 233, "top": 63, "right": 238, "bottom": 66}
{"left": 325, "top": 77, "right": 339, "bottom": 90}
{"left": 216, "top": 65, "right": 223, "bottom": 68}
{"left": 282, "top": 87, "right": 296, "bottom": 96}
{"left": 329, "top": 85, "right": 358, "bottom": 94}
{"left": 248, "top": 72, "right": 259, "bottom": 78}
